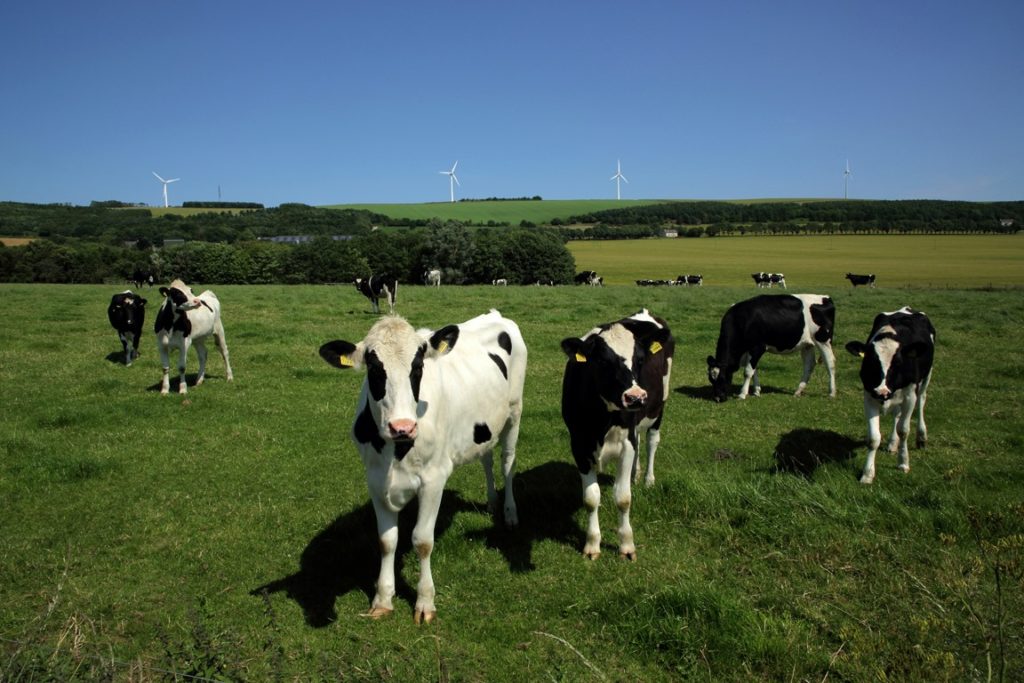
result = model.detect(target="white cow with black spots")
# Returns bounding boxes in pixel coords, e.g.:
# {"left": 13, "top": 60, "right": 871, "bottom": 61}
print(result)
{"left": 154, "top": 279, "right": 233, "bottom": 395}
{"left": 319, "top": 310, "right": 526, "bottom": 623}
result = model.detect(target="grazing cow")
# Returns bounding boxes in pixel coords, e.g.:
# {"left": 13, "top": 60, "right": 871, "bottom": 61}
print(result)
{"left": 492, "top": 278, "right": 508, "bottom": 286}
{"left": 107, "top": 291, "right": 147, "bottom": 366}
{"left": 846, "top": 273, "right": 877, "bottom": 288}
{"left": 560, "top": 309, "right": 675, "bottom": 560}
{"left": 751, "top": 272, "right": 786, "bottom": 288}
{"left": 845, "top": 307, "right": 935, "bottom": 484}
{"left": 319, "top": 310, "right": 527, "bottom": 623}
{"left": 154, "top": 279, "right": 233, "bottom": 395}
{"left": 424, "top": 269, "right": 442, "bottom": 287}
{"left": 130, "top": 269, "right": 155, "bottom": 288}
{"left": 354, "top": 275, "right": 398, "bottom": 314}
{"left": 675, "top": 274, "right": 703, "bottom": 286}
{"left": 574, "top": 270, "right": 603, "bottom": 286}
{"left": 706, "top": 294, "right": 836, "bottom": 402}
{"left": 635, "top": 279, "right": 673, "bottom": 287}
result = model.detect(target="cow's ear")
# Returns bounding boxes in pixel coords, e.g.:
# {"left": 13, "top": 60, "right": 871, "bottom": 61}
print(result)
{"left": 159, "top": 287, "right": 170, "bottom": 297}
{"left": 561, "top": 337, "right": 590, "bottom": 362}
{"left": 706, "top": 355, "right": 718, "bottom": 368}
{"left": 320, "top": 340, "right": 361, "bottom": 370}
{"left": 646, "top": 328, "right": 672, "bottom": 356}
{"left": 845, "top": 341, "right": 867, "bottom": 357}
{"left": 139, "top": 298, "right": 147, "bottom": 306}
{"left": 429, "top": 325, "right": 460, "bottom": 356}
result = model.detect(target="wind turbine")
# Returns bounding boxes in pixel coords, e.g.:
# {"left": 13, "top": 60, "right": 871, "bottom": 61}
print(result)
{"left": 610, "top": 159, "right": 628, "bottom": 200}
{"left": 439, "top": 161, "right": 460, "bottom": 202}
{"left": 152, "top": 172, "right": 180, "bottom": 208}
{"left": 843, "top": 159, "right": 851, "bottom": 200}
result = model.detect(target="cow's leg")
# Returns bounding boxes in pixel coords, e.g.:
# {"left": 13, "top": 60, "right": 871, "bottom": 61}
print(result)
{"left": 737, "top": 353, "right": 755, "bottom": 399}
{"left": 819, "top": 342, "right": 837, "bottom": 398}
{"left": 795, "top": 346, "right": 816, "bottom": 396}
{"left": 636, "top": 423, "right": 661, "bottom": 488}
{"left": 480, "top": 450, "right": 499, "bottom": 518}
{"left": 580, "top": 469, "right": 602, "bottom": 559}
{"left": 130, "top": 331, "right": 141, "bottom": 365}
{"left": 411, "top": 481, "right": 445, "bottom": 624}
{"left": 498, "top": 407, "right": 520, "bottom": 527}
{"left": 915, "top": 373, "right": 931, "bottom": 448}
{"left": 894, "top": 394, "right": 917, "bottom": 473}
{"left": 194, "top": 340, "right": 208, "bottom": 386}
{"left": 371, "top": 298, "right": 380, "bottom": 314}
{"left": 158, "top": 336, "right": 171, "bottom": 394}
{"left": 861, "top": 397, "right": 882, "bottom": 484}
{"left": 213, "top": 319, "right": 233, "bottom": 381}
{"left": 120, "top": 332, "right": 132, "bottom": 366}
{"left": 615, "top": 438, "right": 637, "bottom": 560}
{"left": 177, "top": 339, "right": 191, "bottom": 394}
{"left": 367, "top": 496, "right": 398, "bottom": 618}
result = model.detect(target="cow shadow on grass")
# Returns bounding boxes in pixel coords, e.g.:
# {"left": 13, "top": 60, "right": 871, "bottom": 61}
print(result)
{"left": 252, "top": 494, "right": 478, "bottom": 627}
{"left": 771, "top": 428, "right": 860, "bottom": 477}
{"left": 143, "top": 374, "right": 226, "bottom": 393}
{"left": 674, "top": 384, "right": 790, "bottom": 401}
{"left": 466, "top": 461, "right": 588, "bottom": 573}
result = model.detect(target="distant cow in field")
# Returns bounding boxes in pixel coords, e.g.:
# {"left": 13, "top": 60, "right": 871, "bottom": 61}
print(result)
{"left": 319, "top": 310, "right": 527, "bottom": 623}
{"left": 354, "top": 275, "right": 398, "bottom": 314}
{"left": 635, "top": 279, "right": 673, "bottom": 286}
{"left": 846, "top": 273, "right": 877, "bottom": 287}
{"left": 561, "top": 309, "right": 675, "bottom": 560}
{"left": 107, "top": 291, "right": 147, "bottom": 366}
{"left": 492, "top": 278, "right": 508, "bottom": 286}
{"left": 154, "top": 279, "right": 233, "bottom": 395}
{"left": 575, "top": 271, "right": 603, "bottom": 286}
{"left": 424, "top": 269, "right": 442, "bottom": 287}
{"left": 752, "top": 272, "right": 786, "bottom": 288}
{"left": 130, "top": 270, "right": 155, "bottom": 288}
{"left": 845, "top": 307, "right": 935, "bottom": 484}
{"left": 706, "top": 294, "right": 836, "bottom": 402}
{"left": 675, "top": 274, "right": 703, "bottom": 286}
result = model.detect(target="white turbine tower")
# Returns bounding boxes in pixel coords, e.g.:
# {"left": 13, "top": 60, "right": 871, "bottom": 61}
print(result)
{"left": 610, "top": 159, "right": 628, "bottom": 200}
{"left": 152, "top": 172, "right": 180, "bottom": 208}
{"left": 440, "top": 161, "right": 460, "bottom": 203}
{"left": 843, "top": 159, "right": 851, "bottom": 200}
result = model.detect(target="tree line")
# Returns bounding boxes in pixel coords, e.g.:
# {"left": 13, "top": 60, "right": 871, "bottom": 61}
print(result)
{"left": 0, "top": 221, "right": 575, "bottom": 286}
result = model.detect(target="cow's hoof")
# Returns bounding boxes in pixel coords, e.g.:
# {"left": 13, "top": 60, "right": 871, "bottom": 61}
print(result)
{"left": 362, "top": 606, "right": 393, "bottom": 619}
{"left": 583, "top": 549, "right": 600, "bottom": 561}
{"left": 859, "top": 474, "right": 875, "bottom": 484}
{"left": 644, "top": 477, "right": 655, "bottom": 488}
{"left": 898, "top": 465, "right": 910, "bottom": 473}
{"left": 414, "top": 608, "right": 436, "bottom": 625}
{"left": 916, "top": 438, "right": 927, "bottom": 449}
{"left": 620, "top": 550, "right": 637, "bottom": 562}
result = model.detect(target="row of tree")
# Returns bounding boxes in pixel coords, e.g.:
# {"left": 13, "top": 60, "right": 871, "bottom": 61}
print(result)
{"left": 0, "top": 222, "right": 576, "bottom": 286}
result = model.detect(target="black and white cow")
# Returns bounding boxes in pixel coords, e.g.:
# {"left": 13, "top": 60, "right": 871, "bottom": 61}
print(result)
{"left": 154, "top": 279, "right": 233, "bottom": 395}
{"left": 675, "top": 274, "right": 703, "bottom": 286}
{"left": 354, "top": 275, "right": 398, "bottom": 314}
{"left": 845, "top": 273, "right": 877, "bottom": 288}
{"left": 845, "top": 307, "right": 935, "bottom": 484}
{"left": 752, "top": 272, "right": 786, "bottom": 288}
{"left": 561, "top": 309, "right": 674, "bottom": 560}
{"left": 424, "top": 269, "right": 442, "bottom": 287}
{"left": 492, "top": 278, "right": 508, "bottom": 286}
{"left": 107, "top": 291, "right": 147, "bottom": 366}
{"left": 574, "top": 270, "right": 603, "bottom": 286}
{"left": 319, "top": 310, "right": 527, "bottom": 623}
{"left": 706, "top": 294, "right": 836, "bottom": 402}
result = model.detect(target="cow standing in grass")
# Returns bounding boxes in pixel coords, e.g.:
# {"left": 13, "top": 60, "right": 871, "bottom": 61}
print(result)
{"left": 355, "top": 275, "right": 398, "bottom": 314}
{"left": 319, "top": 310, "right": 526, "bottom": 623}
{"left": 846, "top": 273, "right": 877, "bottom": 287}
{"left": 155, "top": 279, "right": 233, "bottom": 395}
{"left": 706, "top": 294, "right": 836, "bottom": 401}
{"left": 560, "top": 309, "right": 674, "bottom": 560}
{"left": 107, "top": 291, "right": 147, "bottom": 366}
{"left": 845, "top": 307, "right": 935, "bottom": 484}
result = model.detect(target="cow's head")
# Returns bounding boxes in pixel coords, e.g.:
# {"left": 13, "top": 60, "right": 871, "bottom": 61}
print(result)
{"left": 320, "top": 316, "right": 458, "bottom": 450}
{"left": 109, "top": 292, "right": 147, "bottom": 327}
{"left": 705, "top": 355, "right": 733, "bottom": 403}
{"left": 159, "top": 280, "right": 203, "bottom": 312}
{"left": 845, "top": 327, "right": 930, "bottom": 402}
{"left": 562, "top": 323, "right": 666, "bottom": 411}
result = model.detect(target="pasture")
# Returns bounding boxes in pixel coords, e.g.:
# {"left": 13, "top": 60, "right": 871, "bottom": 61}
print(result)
{"left": 1, "top": 264, "right": 1023, "bottom": 680}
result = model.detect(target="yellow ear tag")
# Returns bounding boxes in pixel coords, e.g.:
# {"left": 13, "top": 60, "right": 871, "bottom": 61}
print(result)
{"left": 437, "top": 340, "right": 449, "bottom": 354}
{"left": 575, "top": 352, "right": 587, "bottom": 363}
{"left": 858, "top": 352, "right": 865, "bottom": 358}
{"left": 339, "top": 355, "right": 354, "bottom": 367}
{"left": 649, "top": 341, "right": 663, "bottom": 354}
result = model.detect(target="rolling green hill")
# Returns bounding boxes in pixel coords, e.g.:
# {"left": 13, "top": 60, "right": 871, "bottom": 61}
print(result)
{"left": 322, "top": 199, "right": 673, "bottom": 224}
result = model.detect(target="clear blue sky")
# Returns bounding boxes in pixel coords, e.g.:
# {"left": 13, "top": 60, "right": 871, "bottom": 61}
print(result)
{"left": 2, "top": 1, "right": 1021, "bottom": 207}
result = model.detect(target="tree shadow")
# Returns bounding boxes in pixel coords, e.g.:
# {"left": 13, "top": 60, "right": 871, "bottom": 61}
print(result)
{"left": 771, "top": 428, "right": 860, "bottom": 477}
{"left": 251, "top": 493, "right": 476, "bottom": 627}
{"left": 467, "top": 461, "right": 587, "bottom": 572}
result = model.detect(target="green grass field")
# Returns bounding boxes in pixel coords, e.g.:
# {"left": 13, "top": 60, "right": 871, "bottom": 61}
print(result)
{"left": 323, "top": 199, "right": 669, "bottom": 224}
{"left": 2, "top": 238, "right": 1023, "bottom": 681}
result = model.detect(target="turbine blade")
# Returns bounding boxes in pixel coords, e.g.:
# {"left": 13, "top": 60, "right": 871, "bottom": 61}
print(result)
{"left": 452, "top": 174, "right": 460, "bottom": 185}
{"left": 153, "top": 172, "right": 165, "bottom": 182}
{"left": 621, "top": 175, "right": 629, "bottom": 183}
{"left": 167, "top": 178, "right": 180, "bottom": 183}
{"left": 451, "top": 161, "right": 458, "bottom": 172}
